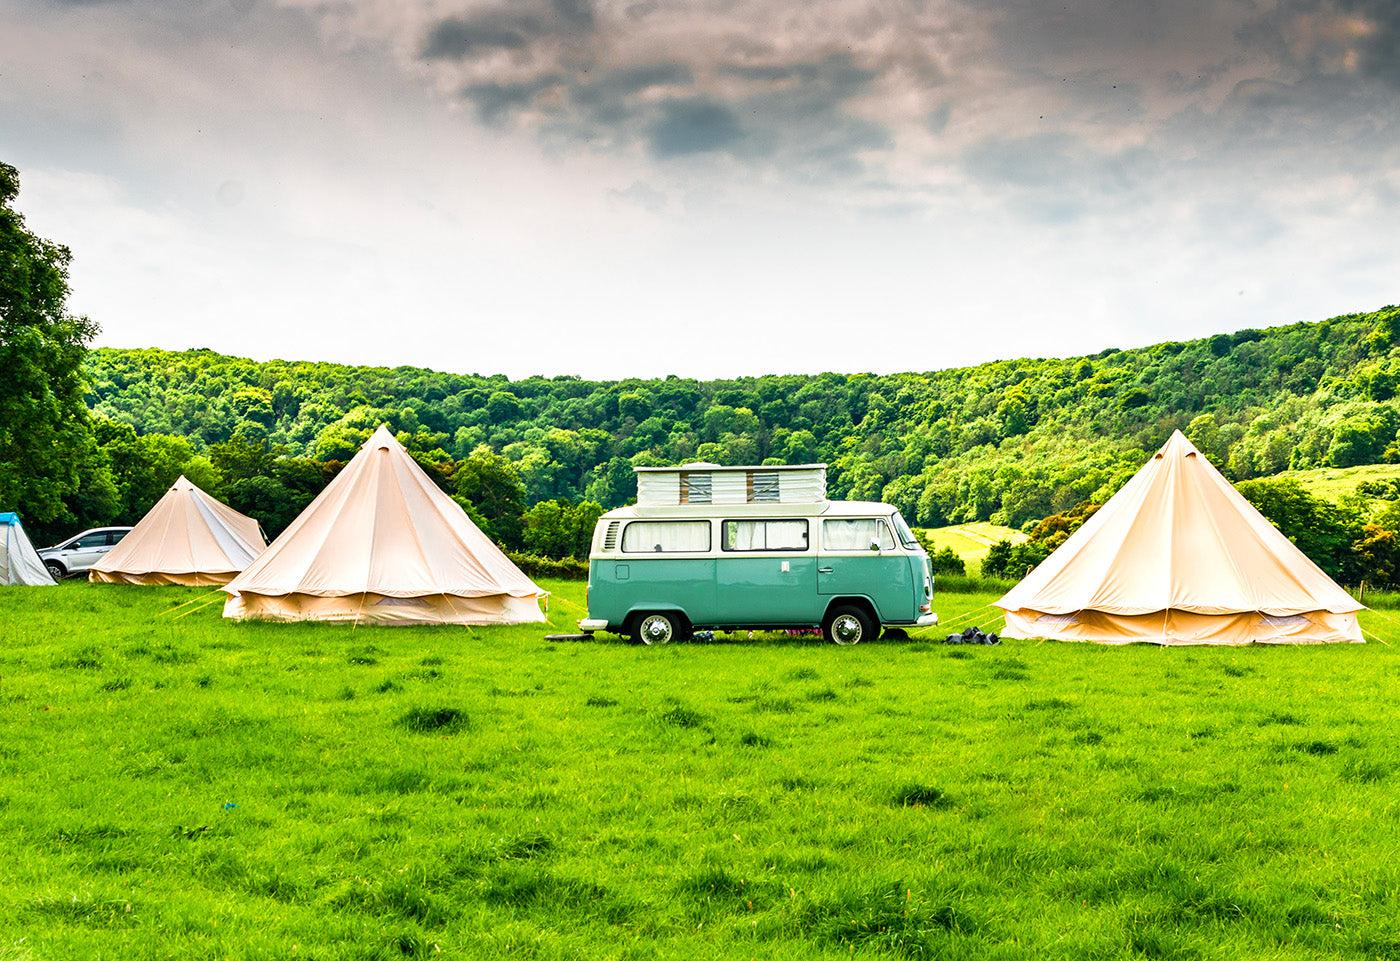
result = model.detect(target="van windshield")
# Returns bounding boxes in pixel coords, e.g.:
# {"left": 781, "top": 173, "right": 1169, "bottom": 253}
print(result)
{"left": 891, "top": 513, "right": 921, "bottom": 549}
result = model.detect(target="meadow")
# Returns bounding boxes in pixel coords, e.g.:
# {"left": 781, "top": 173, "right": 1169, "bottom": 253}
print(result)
{"left": 3, "top": 580, "right": 1400, "bottom": 960}
{"left": 920, "top": 523, "right": 1028, "bottom": 572}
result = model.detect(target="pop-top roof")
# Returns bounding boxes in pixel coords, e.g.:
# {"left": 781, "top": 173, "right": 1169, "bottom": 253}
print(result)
{"left": 634, "top": 463, "right": 827, "bottom": 508}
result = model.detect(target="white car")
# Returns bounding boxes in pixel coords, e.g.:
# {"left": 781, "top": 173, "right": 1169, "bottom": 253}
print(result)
{"left": 39, "top": 526, "right": 133, "bottom": 580}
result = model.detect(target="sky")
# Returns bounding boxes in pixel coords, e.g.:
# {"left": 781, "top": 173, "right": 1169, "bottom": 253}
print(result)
{"left": 2, "top": 0, "right": 1398, "bottom": 381}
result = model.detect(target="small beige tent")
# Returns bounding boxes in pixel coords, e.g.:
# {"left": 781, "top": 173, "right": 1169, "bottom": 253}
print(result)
{"left": 91, "top": 476, "right": 266, "bottom": 586}
{"left": 996, "top": 430, "right": 1363, "bottom": 645}
{"left": 1, "top": 512, "right": 55, "bottom": 586}
{"left": 223, "top": 426, "right": 546, "bottom": 625}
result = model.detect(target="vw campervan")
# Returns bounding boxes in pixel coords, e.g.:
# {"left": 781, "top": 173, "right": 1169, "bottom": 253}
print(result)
{"left": 579, "top": 463, "right": 937, "bottom": 644}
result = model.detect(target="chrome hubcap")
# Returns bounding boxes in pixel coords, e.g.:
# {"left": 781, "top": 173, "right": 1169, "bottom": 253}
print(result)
{"left": 641, "top": 616, "right": 672, "bottom": 644}
{"left": 833, "top": 615, "right": 862, "bottom": 644}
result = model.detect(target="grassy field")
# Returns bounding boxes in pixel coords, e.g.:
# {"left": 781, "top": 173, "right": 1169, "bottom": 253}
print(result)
{"left": 920, "top": 523, "right": 1028, "bottom": 572}
{"left": 3, "top": 580, "right": 1400, "bottom": 959}
{"left": 1278, "top": 463, "right": 1400, "bottom": 509}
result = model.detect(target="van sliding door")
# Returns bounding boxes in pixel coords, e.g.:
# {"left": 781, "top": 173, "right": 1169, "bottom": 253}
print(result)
{"left": 715, "top": 519, "right": 817, "bottom": 626}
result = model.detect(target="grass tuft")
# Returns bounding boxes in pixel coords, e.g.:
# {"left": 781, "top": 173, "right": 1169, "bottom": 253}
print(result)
{"left": 490, "top": 832, "right": 554, "bottom": 861}
{"left": 810, "top": 881, "right": 974, "bottom": 958}
{"left": 891, "top": 784, "right": 954, "bottom": 809}
{"left": 1024, "top": 697, "right": 1074, "bottom": 711}
{"left": 1341, "top": 757, "right": 1389, "bottom": 782}
{"left": 25, "top": 893, "right": 136, "bottom": 926}
{"left": 660, "top": 705, "right": 706, "bottom": 728}
{"left": 1294, "top": 740, "right": 1339, "bottom": 756}
{"left": 398, "top": 706, "right": 468, "bottom": 734}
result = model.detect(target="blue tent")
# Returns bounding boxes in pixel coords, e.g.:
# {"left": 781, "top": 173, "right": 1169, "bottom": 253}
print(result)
{"left": 1, "top": 512, "right": 56, "bottom": 585}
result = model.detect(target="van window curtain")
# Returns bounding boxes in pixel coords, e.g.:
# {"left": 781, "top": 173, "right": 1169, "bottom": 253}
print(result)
{"left": 723, "top": 519, "right": 808, "bottom": 551}
{"left": 622, "top": 521, "right": 711, "bottom": 553}
{"left": 823, "top": 519, "right": 895, "bottom": 551}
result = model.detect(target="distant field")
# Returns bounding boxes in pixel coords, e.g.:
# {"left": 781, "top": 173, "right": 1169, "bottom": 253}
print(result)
{"left": 5, "top": 580, "right": 1400, "bottom": 959}
{"left": 920, "top": 522, "right": 1028, "bottom": 570}
{"left": 1277, "top": 463, "right": 1400, "bottom": 508}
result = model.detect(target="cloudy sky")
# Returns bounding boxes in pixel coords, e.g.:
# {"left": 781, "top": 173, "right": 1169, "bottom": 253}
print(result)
{"left": 3, "top": 0, "right": 1397, "bottom": 380}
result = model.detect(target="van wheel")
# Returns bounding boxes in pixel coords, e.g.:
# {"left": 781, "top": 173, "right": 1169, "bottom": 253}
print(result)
{"left": 45, "top": 561, "right": 65, "bottom": 581}
{"left": 634, "top": 612, "right": 685, "bottom": 645}
{"left": 824, "top": 605, "right": 874, "bottom": 645}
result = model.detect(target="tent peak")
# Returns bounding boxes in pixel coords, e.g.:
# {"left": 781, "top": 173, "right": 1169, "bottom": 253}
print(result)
{"left": 369, "top": 424, "right": 399, "bottom": 450}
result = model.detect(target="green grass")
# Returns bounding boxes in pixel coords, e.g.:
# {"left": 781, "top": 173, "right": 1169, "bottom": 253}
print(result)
{"left": 1278, "top": 462, "right": 1400, "bottom": 508}
{"left": 921, "top": 523, "right": 1028, "bottom": 571}
{"left": 2, "top": 579, "right": 1400, "bottom": 959}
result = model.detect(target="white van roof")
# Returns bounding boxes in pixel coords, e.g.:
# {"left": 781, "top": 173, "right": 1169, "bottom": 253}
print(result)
{"left": 601, "top": 499, "right": 896, "bottom": 521}
{"left": 632, "top": 463, "right": 828, "bottom": 508}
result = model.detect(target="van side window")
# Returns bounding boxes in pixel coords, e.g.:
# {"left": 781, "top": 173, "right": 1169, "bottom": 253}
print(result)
{"left": 722, "top": 519, "right": 809, "bottom": 551}
{"left": 621, "top": 521, "right": 711, "bottom": 553}
{"left": 823, "top": 519, "right": 895, "bottom": 551}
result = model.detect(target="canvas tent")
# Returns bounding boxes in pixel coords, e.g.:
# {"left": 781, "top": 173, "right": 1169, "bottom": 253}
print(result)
{"left": 996, "top": 430, "right": 1363, "bottom": 645}
{"left": 223, "top": 425, "right": 546, "bottom": 625}
{"left": 0, "top": 512, "right": 55, "bottom": 586}
{"left": 91, "top": 476, "right": 265, "bottom": 586}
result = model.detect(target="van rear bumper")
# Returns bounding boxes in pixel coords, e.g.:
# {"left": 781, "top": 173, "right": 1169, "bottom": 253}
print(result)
{"left": 579, "top": 618, "right": 609, "bottom": 632}
{"left": 915, "top": 612, "right": 939, "bottom": 627}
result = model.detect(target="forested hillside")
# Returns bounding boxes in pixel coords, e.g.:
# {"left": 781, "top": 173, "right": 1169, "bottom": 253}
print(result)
{"left": 82, "top": 304, "right": 1396, "bottom": 520}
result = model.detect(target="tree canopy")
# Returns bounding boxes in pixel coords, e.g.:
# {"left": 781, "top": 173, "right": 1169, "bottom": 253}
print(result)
{"left": 0, "top": 162, "right": 103, "bottom": 536}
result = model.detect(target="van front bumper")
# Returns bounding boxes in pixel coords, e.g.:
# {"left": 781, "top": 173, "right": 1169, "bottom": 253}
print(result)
{"left": 579, "top": 618, "right": 609, "bottom": 632}
{"left": 915, "top": 612, "right": 939, "bottom": 627}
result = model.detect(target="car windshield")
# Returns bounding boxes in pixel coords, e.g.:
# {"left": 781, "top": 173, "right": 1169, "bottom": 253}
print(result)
{"left": 891, "top": 512, "right": 921, "bottom": 549}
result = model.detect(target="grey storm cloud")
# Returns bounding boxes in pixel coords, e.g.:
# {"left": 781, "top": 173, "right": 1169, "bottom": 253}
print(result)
{"left": 449, "top": 24, "right": 895, "bottom": 176}
{"left": 422, "top": 16, "right": 538, "bottom": 58}
{"left": 420, "top": 0, "right": 595, "bottom": 60}
{"left": 394, "top": 0, "right": 1400, "bottom": 206}
{"left": 646, "top": 98, "right": 744, "bottom": 157}
{"left": 960, "top": 132, "right": 1157, "bottom": 223}
{"left": 1238, "top": 0, "right": 1400, "bottom": 84}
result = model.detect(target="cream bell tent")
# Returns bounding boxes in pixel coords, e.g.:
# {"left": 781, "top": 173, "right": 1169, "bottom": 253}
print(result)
{"left": 1, "top": 512, "right": 55, "bottom": 586}
{"left": 91, "top": 476, "right": 266, "bottom": 586}
{"left": 995, "top": 430, "right": 1363, "bottom": 645}
{"left": 223, "top": 426, "right": 546, "bottom": 625}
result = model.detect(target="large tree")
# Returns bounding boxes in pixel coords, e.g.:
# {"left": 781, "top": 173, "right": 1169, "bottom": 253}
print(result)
{"left": 0, "top": 162, "right": 100, "bottom": 530}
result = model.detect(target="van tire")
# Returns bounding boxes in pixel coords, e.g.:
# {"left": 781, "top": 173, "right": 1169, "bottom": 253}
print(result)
{"left": 824, "top": 605, "right": 874, "bottom": 645}
{"left": 633, "top": 611, "right": 686, "bottom": 645}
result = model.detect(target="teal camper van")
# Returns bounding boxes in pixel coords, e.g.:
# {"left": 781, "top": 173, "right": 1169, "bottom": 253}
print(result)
{"left": 579, "top": 463, "right": 938, "bottom": 644}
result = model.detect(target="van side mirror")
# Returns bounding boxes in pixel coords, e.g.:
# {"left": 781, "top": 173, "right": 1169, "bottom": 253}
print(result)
{"left": 870, "top": 540, "right": 881, "bottom": 552}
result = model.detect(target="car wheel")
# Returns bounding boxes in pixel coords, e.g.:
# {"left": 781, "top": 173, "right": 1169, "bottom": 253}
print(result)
{"left": 633, "top": 611, "right": 683, "bottom": 645}
{"left": 823, "top": 605, "right": 874, "bottom": 645}
{"left": 45, "top": 561, "right": 65, "bottom": 581}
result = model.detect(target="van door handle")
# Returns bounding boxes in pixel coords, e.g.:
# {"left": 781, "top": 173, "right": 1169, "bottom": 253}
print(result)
{"left": 818, "top": 567, "right": 833, "bottom": 573}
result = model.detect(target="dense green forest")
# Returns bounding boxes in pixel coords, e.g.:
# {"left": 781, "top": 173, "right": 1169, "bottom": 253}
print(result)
{"left": 87, "top": 309, "right": 1400, "bottom": 513}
